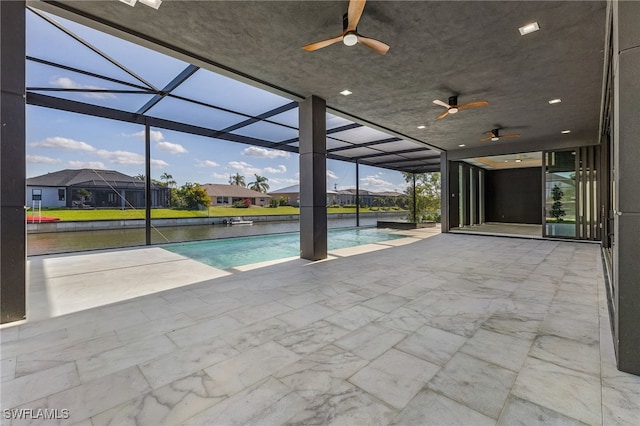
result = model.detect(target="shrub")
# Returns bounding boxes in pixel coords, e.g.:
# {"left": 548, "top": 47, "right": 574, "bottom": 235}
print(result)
{"left": 233, "top": 198, "right": 252, "bottom": 208}
{"left": 171, "top": 182, "right": 211, "bottom": 210}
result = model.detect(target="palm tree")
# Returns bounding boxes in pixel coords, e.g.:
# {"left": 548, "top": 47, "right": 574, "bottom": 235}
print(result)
{"left": 229, "top": 173, "right": 246, "bottom": 187}
{"left": 160, "top": 172, "right": 176, "bottom": 188}
{"left": 134, "top": 174, "right": 145, "bottom": 181}
{"left": 248, "top": 174, "right": 269, "bottom": 193}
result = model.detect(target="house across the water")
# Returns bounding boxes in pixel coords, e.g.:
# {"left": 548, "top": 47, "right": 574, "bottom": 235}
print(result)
{"left": 26, "top": 169, "right": 170, "bottom": 209}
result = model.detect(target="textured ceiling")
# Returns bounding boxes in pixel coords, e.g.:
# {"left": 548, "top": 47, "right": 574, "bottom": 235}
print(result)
{"left": 35, "top": 0, "right": 607, "bottom": 158}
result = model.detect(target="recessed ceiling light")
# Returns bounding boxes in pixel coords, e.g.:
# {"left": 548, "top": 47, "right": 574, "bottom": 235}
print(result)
{"left": 340, "top": 90, "right": 352, "bottom": 96}
{"left": 458, "top": 144, "right": 466, "bottom": 147}
{"left": 515, "top": 158, "right": 523, "bottom": 163}
{"left": 519, "top": 22, "right": 540, "bottom": 36}
{"left": 417, "top": 125, "right": 426, "bottom": 129}
{"left": 548, "top": 98, "right": 562, "bottom": 104}
{"left": 561, "top": 130, "right": 571, "bottom": 134}
{"left": 119, "top": 0, "right": 137, "bottom": 5}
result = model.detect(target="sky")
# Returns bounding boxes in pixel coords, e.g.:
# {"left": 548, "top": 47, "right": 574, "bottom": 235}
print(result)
{"left": 24, "top": 7, "right": 410, "bottom": 194}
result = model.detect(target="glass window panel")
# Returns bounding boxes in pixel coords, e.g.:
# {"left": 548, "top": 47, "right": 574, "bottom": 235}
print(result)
{"left": 326, "top": 114, "right": 354, "bottom": 130}
{"left": 326, "top": 139, "right": 352, "bottom": 150}
{"left": 329, "top": 126, "right": 394, "bottom": 143}
{"left": 30, "top": 10, "right": 189, "bottom": 89}
{"left": 30, "top": 90, "right": 157, "bottom": 113}
{"left": 26, "top": 10, "right": 149, "bottom": 87}
{"left": 27, "top": 60, "right": 150, "bottom": 93}
{"left": 545, "top": 150, "right": 577, "bottom": 237}
{"left": 269, "top": 108, "right": 299, "bottom": 127}
{"left": 26, "top": 107, "right": 147, "bottom": 254}
{"left": 146, "top": 97, "right": 247, "bottom": 129}
{"left": 331, "top": 147, "right": 380, "bottom": 157}
{"left": 171, "top": 69, "right": 292, "bottom": 116}
{"left": 373, "top": 140, "right": 424, "bottom": 151}
{"left": 232, "top": 121, "right": 298, "bottom": 142}
{"left": 401, "top": 151, "right": 438, "bottom": 159}
{"left": 366, "top": 155, "right": 406, "bottom": 163}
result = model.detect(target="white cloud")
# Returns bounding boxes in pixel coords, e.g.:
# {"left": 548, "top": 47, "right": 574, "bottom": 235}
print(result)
{"left": 150, "top": 159, "right": 169, "bottom": 168}
{"left": 157, "top": 141, "right": 188, "bottom": 154}
{"left": 212, "top": 172, "right": 229, "bottom": 179}
{"left": 68, "top": 160, "right": 106, "bottom": 169}
{"left": 326, "top": 170, "right": 338, "bottom": 180}
{"left": 129, "top": 130, "right": 186, "bottom": 154}
{"left": 50, "top": 77, "right": 116, "bottom": 100}
{"left": 95, "top": 149, "right": 168, "bottom": 168}
{"left": 131, "top": 129, "right": 165, "bottom": 142}
{"left": 31, "top": 136, "right": 96, "bottom": 152}
{"left": 26, "top": 155, "right": 61, "bottom": 164}
{"left": 227, "top": 161, "right": 261, "bottom": 175}
{"left": 360, "top": 174, "right": 397, "bottom": 191}
{"left": 242, "top": 146, "right": 290, "bottom": 159}
{"left": 263, "top": 165, "right": 287, "bottom": 174}
{"left": 197, "top": 160, "right": 220, "bottom": 168}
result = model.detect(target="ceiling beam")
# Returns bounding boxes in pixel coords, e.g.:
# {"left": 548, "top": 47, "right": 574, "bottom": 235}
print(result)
{"left": 136, "top": 64, "right": 199, "bottom": 115}
{"left": 218, "top": 101, "right": 298, "bottom": 134}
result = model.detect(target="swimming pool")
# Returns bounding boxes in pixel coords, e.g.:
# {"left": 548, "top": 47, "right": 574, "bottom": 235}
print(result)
{"left": 163, "top": 227, "right": 404, "bottom": 269}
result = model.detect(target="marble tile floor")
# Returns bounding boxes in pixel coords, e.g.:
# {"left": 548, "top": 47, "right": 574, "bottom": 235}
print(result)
{"left": 1, "top": 230, "right": 639, "bottom": 425}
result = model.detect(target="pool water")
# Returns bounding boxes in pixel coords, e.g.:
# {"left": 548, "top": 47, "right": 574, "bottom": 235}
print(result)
{"left": 163, "top": 227, "right": 404, "bottom": 269}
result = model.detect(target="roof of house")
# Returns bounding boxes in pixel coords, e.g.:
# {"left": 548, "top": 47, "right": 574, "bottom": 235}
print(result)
{"left": 202, "top": 184, "right": 270, "bottom": 198}
{"left": 269, "top": 185, "right": 338, "bottom": 195}
{"left": 26, "top": 169, "right": 157, "bottom": 189}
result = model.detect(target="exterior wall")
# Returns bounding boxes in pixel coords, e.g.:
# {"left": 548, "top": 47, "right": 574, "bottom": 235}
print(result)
{"left": 212, "top": 196, "right": 269, "bottom": 206}
{"left": 612, "top": 0, "right": 640, "bottom": 375}
{"left": 26, "top": 186, "right": 66, "bottom": 208}
{"left": 270, "top": 192, "right": 299, "bottom": 206}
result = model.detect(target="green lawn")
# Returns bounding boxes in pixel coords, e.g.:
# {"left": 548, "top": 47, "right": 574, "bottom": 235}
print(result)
{"left": 27, "top": 206, "right": 405, "bottom": 221}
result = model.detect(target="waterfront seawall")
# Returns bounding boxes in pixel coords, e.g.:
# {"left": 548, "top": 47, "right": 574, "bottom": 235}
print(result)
{"left": 27, "top": 212, "right": 406, "bottom": 233}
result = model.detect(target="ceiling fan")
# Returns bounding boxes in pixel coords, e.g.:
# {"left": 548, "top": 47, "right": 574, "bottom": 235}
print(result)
{"left": 433, "top": 96, "right": 489, "bottom": 119}
{"left": 480, "top": 128, "right": 521, "bottom": 142}
{"left": 302, "top": 0, "right": 390, "bottom": 55}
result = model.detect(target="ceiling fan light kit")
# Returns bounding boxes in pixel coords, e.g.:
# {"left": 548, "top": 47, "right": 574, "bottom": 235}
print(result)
{"left": 343, "top": 32, "right": 358, "bottom": 46}
{"left": 302, "top": 0, "right": 390, "bottom": 55}
{"left": 480, "top": 128, "right": 521, "bottom": 142}
{"left": 433, "top": 95, "right": 488, "bottom": 119}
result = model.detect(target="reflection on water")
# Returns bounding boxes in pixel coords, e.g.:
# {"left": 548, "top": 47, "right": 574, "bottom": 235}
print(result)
{"left": 27, "top": 217, "right": 399, "bottom": 256}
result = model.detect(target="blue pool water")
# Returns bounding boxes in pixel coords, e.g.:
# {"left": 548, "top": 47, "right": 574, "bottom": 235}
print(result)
{"left": 163, "top": 227, "right": 404, "bottom": 269}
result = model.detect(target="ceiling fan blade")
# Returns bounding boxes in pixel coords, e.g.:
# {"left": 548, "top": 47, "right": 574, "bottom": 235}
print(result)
{"left": 480, "top": 136, "right": 493, "bottom": 142}
{"left": 347, "top": 0, "right": 367, "bottom": 31}
{"left": 433, "top": 99, "right": 450, "bottom": 108}
{"left": 357, "top": 35, "right": 390, "bottom": 55}
{"left": 436, "top": 110, "right": 449, "bottom": 120}
{"left": 500, "top": 134, "right": 521, "bottom": 139}
{"left": 457, "top": 101, "right": 489, "bottom": 109}
{"left": 302, "top": 33, "right": 345, "bottom": 51}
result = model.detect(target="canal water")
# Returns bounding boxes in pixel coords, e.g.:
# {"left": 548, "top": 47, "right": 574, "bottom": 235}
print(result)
{"left": 27, "top": 216, "right": 401, "bottom": 256}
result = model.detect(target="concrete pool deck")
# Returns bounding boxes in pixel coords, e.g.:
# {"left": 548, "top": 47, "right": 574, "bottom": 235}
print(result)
{"left": 2, "top": 228, "right": 639, "bottom": 425}
{"left": 22, "top": 228, "right": 434, "bottom": 322}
